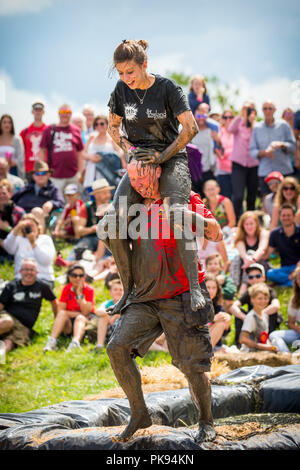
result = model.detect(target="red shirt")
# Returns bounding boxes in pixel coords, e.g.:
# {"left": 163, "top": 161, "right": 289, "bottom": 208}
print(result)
{"left": 59, "top": 282, "right": 95, "bottom": 313}
{"left": 130, "top": 192, "right": 215, "bottom": 301}
{"left": 40, "top": 124, "right": 84, "bottom": 178}
{"left": 61, "top": 199, "right": 84, "bottom": 235}
{"left": 20, "top": 123, "right": 47, "bottom": 173}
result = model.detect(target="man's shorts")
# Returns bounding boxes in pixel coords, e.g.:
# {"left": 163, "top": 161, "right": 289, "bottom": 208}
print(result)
{"left": 0, "top": 311, "right": 32, "bottom": 347}
{"left": 108, "top": 291, "right": 213, "bottom": 373}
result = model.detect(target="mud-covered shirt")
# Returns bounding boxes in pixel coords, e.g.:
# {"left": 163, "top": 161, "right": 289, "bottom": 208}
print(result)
{"left": 108, "top": 74, "right": 190, "bottom": 153}
{"left": 128, "top": 192, "right": 214, "bottom": 302}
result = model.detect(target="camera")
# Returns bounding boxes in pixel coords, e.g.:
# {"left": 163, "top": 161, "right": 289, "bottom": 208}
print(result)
{"left": 24, "top": 225, "right": 32, "bottom": 235}
{"left": 246, "top": 107, "right": 255, "bottom": 127}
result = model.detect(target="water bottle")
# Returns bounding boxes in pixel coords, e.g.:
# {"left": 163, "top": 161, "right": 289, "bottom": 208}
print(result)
{"left": 0, "top": 340, "right": 6, "bottom": 364}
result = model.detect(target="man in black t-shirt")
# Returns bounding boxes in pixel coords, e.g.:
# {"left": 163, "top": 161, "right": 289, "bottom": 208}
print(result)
{"left": 0, "top": 258, "right": 57, "bottom": 353}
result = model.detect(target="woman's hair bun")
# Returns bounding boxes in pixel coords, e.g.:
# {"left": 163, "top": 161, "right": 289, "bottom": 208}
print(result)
{"left": 137, "top": 39, "right": 148, "bottom": 50}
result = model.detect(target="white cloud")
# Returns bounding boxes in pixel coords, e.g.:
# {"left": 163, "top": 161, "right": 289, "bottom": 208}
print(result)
{"left": 0, "top": 0, "right": 54, "bottom": 15}
{"left": 0, "top": 71, "right": 107, "bottom": 132}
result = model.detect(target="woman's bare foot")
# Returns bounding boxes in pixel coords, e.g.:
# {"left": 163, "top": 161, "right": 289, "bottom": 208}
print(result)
{"left": 190, "top": 287, "right": 206, "bottom": 311}
{"left": 113, "top": 410, "right": 152, "bottom": 442}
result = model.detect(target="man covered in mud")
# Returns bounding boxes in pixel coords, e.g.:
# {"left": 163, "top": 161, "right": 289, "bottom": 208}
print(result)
{"left": 99, "top": 156, "right": 222, "bottom": 443}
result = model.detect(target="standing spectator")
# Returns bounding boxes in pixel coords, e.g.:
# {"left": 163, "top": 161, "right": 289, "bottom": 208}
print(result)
{"left": 265, "top": 203, "right": 300, "bottom": 287}
{"left": 43, "top": 264, "right": 95, "bottom": 352}
{"left": 3, "top": 213, "right": 56, "bottom": 287}
{"left": 39, "top": 103, "right": 84, "bottom": 193}
{"left": 229, "top": 263, "right": 280, "bottom": 347}
{"left": 72, "top": 112, "right": 87, "bottom": 145}
{"left": 229, "top": 102, "right": 258, "bottom": 220}
{"left": 188, "top": 75, "right": 210, "bottom": 114}
{"left": 216, "top": 109, "right": 234, "bottom": 198}
{"left": 0, "top": 114, "right": 24, "bottom": 179}
{"left": 82, "top": 115, "right": 125, "bottom": 197}
{"left": 203, "top": 179, "right": 236, "bottom": 229}
{"left": 282, "top": 108, "right": 300, "bottom": 180}
{"left": 232, "top": 211, "right": 269, "bottom": 294}
{"left": 0, "top": 157, "right": 24, "bottom": 194}
{"left": 82, "top": 104, "right": 95, "bottom": 137}
{"left": 294, "top": 109, "right": 300, "bottom": 141}
{"left": 270, "top": 267, "right": 300, "bottom": 352}
{"left": 19, "top": 101, "right": 47, "bottom": 180}
{"left": 239, "top": 283, "right": 277, "bottom": 353}
{"left": 191, "top": 104, "right": 217, "bottom": 196}
{"left": 294, "top": 109, "right": 300, "bottom": 182}
{"left": 269, "top": 176, "right": 300, "bottom": 230}
{"left": 250, "top": 101, "right": 296, "bottom": 197}
{"left": 52, "top": 183, "right": 84, "bottom": 241}
{"left": 0, "top": 258, "right": 57, "bottom": 354}
{"left": 262, "top": 171, "right": 284, "bottom": 218}
{"left": 0, "top": 179, "right": 25, "bottom": 262}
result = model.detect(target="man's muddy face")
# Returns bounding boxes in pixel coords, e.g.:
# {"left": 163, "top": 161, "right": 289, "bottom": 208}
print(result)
{"left": 128, "top": 162, "right": 160, "bottom": 199}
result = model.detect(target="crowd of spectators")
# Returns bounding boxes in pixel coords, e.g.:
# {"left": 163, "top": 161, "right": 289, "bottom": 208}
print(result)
{"left": 0, "top": 90, "right": 300, "bottom": 357}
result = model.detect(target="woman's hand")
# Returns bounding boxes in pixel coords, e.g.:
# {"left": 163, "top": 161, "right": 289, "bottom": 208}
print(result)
{"left": 133, "top": 147, "right": 164, "bottom": 165}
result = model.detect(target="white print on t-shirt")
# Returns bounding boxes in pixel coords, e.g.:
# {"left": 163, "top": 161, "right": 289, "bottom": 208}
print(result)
{"left": 124, "top": 103, "right": 138, "bottom": 121}
{"left": 13, "top": 292, "right": 25, "bottom": 301}
{"left": 53, "top": 131, "right": 73, "bottom": 153}
{"left": 29, "top": 292, "right": 41, "bottom": 299}
{"left": 30, "top": 134, "right": 42, "bottom": 161}
{"left": 146, "top": 109, "right": 167, "bottom": 120}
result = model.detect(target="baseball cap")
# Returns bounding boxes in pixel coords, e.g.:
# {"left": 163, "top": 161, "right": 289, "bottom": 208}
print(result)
{"left": 32, "top": 101, "right": 45, "bottom": 110}
{"left": 64, "top": 183, "right": 79, "bottom": 195}
{"left": 245, "top": 263, "right": 265, "bottom": 276}
{"left": 264, "top": 171, "right": 284, "bottom": 184}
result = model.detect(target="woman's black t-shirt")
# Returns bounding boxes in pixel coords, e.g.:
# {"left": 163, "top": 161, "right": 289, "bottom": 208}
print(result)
{"left": 108, "top": 74, "right": 190, "bottom": 153}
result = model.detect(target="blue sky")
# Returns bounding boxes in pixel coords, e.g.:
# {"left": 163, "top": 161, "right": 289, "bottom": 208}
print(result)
{"left": 0, "top": 0, "right": 299, "bottom": 130}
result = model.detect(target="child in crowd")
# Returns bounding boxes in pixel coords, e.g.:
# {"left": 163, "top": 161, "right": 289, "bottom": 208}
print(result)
{"left": 270, "top": 267, "right": 300, "bottom": 352}
{"left": 239, "top": 283, "right": 278, "bottom": 353}
{"left": 229, "top": 263, "right": 281, "bottom": 347}
{"left": 206, "top": 253, "right": 237, "bottom": 312}
{"left": 205, "top": 273, "right": 231, "bottom": 351}
{"left": 43, "top": 264, "right": 95, "bottom": 352}
{"left": 52, "top": 184, "right": 84, "bottom": 241}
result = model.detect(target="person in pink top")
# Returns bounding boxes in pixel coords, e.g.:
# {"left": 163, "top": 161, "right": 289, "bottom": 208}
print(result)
{"left": 216, "top": 109, "right": 234, "bottom": 198}
{"left": 229, "top": 102, "right": 258, "bottom": 219}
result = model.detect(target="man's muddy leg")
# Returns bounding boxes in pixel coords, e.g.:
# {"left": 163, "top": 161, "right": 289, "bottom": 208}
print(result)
{"left": 106, "top": 340, "right": 152, "bottom": 441}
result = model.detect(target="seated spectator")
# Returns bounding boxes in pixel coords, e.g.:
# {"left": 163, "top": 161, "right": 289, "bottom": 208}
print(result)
{"left": 265, "top": 203, "right": 300, "bottom": 287}
{"left": 3, "top": 213, "right": 56, "bottom": 288}
{"left": 69, "top": 178, "right": 113, "bottom": 261}
{"left": 0, "top": 258, "right": 57, "bottom": 354}
{"left": 216, "top": 109, "right": 234, "bottom": 198}
{"left": 203, "top": 179, "right": 236, "bottom": 229}
{"left": 0, "top": 157, "right": 24, "bottom": 194}
{"left": 229, "top": 263, "right": 281, "bottom": 347}
{"left": 262, "top": 171, "right": 284, "bottom": 218}
{"left": 197, "top": 237, "right": 230, "bottom": 273}
{"left": 205, "top": 273, "right": 231, "bottom": 351}
{"left": 43, "top": 264, "right": 95, "bottom": 352}
{"left": 0, "top": 179, "right": 25, "bottom": 262}
{"left": 82, "top": 115, "right": 125, "bottom": 197}
{"left": 188, "top": 75, "right": 210, "bottom": 114}
{"left": 52, "top": 183, "right": 84, "bottom": 241}
{"left": 270, "top": 267, "right": 300, "bottom": 352}
{"left": 231, "top": 211, "right": 269, "bottom": 294}
{"left": 11, "top": 160, "right": 65, "bottom": 231}
{"left": 269, "top": 176, "right": 300, "bottom": 230}
{"left": 0, "top": 114, "right": 24, "bottom": 179}
{"left": 239, "top": 283, "right": 278, "bottom": 353}
{"left": 87, "top": 278, "right": 123, "bottom": 351}
{"left": 205, "top": 253, "right": 237, "bottom": 312}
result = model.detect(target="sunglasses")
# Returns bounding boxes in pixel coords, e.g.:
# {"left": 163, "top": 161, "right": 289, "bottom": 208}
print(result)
{"left": 35, "top": 171, "right": 47, "bottom": 176}
{"left": 95, "top": 122, "right": 106, "bottom": 127}
{"left": 70, "top": 273, "right": 84, "bottom": 278}
{"left": 222, "top": 115, "right": 234, "bottom": 120}
{"left": 59, "top": 110, "right": 71, "bottom": 115}
{"left": 195, "top": 113, "right": 207, "bottom": 119}
{"left": 248, "top": 274, "right": 262, "bottom": 280}
{"left": 263, "top": 107, "right": 274, "bottom": 111}
{"left": 283, "top": 186, "right": 295, "bottom": 191}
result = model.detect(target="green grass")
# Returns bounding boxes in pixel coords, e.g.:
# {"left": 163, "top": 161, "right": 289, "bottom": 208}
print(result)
{"left": 0, "top": 242, "right": 291, "bottom": 414}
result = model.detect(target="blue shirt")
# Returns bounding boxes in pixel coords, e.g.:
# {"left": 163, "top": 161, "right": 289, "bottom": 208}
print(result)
{"left": 250, "top": 119, "right": 296, "bottom": 177}
{"left": 269, "top": 224, "right": 300, "bottom": 266}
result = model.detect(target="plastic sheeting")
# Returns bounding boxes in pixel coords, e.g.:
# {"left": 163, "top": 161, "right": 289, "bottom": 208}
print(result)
{"left": 0, "top": 365, "right": 299, "bottom": 450}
